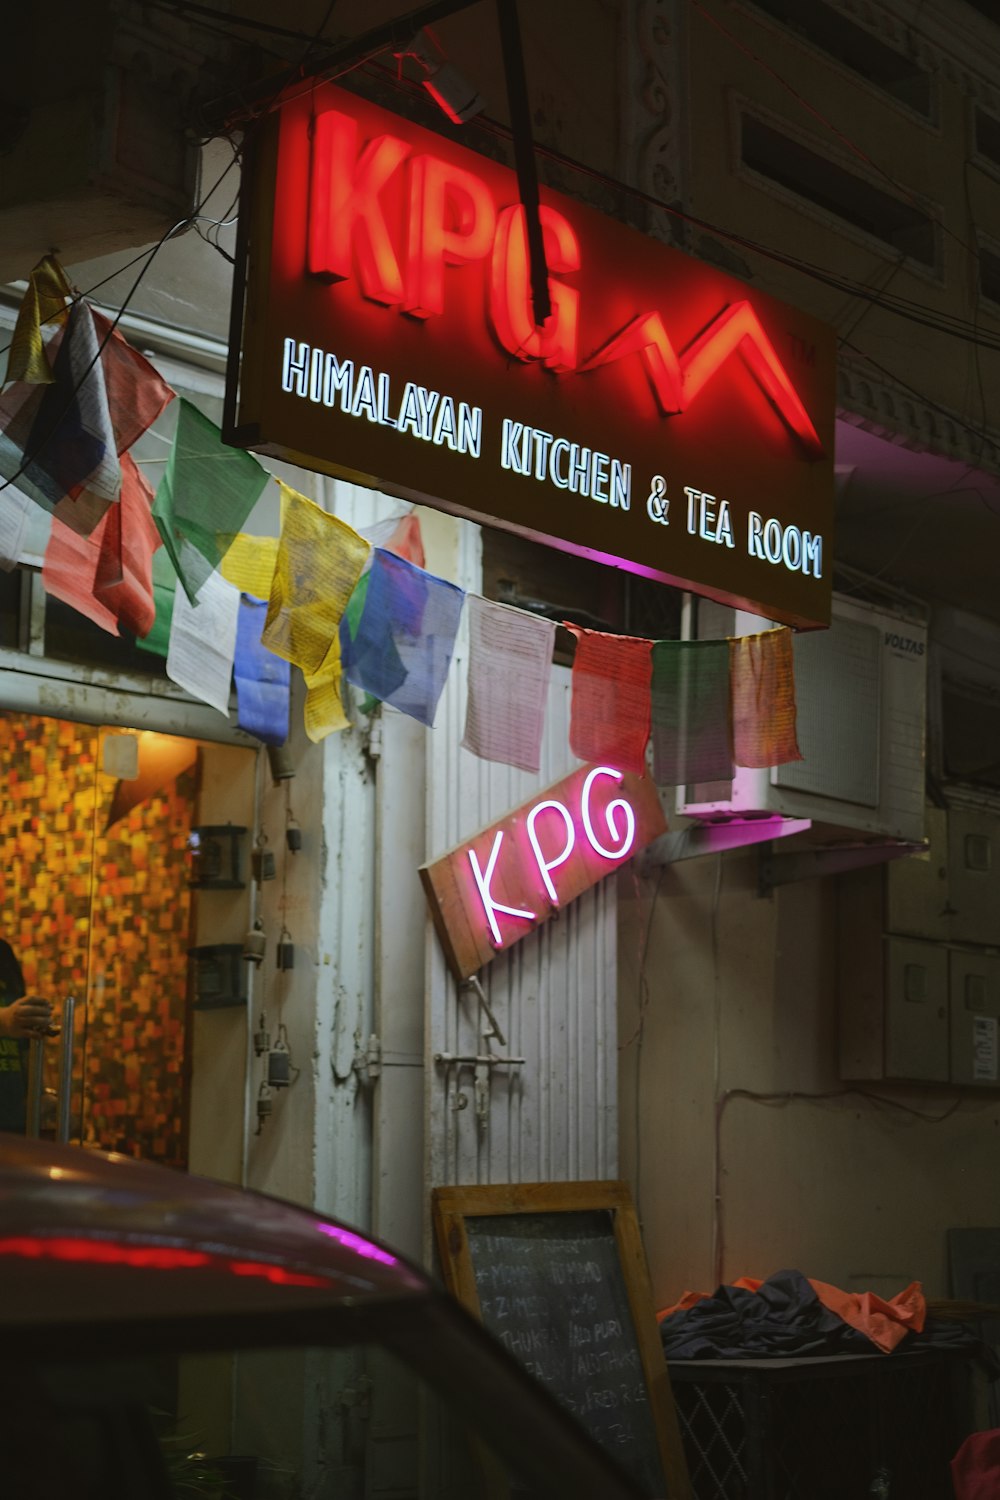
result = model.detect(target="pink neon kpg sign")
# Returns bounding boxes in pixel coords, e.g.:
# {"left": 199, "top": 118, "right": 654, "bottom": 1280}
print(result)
{"left": 420, "top": 764, "right": 667, "bottom": 981}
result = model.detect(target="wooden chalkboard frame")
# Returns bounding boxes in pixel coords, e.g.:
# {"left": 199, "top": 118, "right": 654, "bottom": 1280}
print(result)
{"left": 432, "top": 1180, "right": 691, "bottom": 1500}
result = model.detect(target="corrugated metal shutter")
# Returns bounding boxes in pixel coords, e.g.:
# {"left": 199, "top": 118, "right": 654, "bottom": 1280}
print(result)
{"left": 425, "top": 659, "right": 618, "bottom": 1198}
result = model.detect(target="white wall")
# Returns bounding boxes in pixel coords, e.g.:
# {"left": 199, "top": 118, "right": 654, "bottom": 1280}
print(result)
{"left": 618, "top": 848, "right": 1000, "bottom": 1308}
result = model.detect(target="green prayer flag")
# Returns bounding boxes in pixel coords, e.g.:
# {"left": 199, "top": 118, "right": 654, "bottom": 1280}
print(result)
{"left": 650, "top": 638, "right": 733, "bottom": 786}
{"left": 136, "top": 548, "right": 178, "bottom": 658}
{"left": 152, "top": 399, "right": 268, "bottom": 605}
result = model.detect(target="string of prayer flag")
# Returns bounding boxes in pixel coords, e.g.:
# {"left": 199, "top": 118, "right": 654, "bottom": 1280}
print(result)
{"left": 234, "top": 595, "right": 291, "bottom": 746}
{"left": 462, "top": 596, "right": 556, "bottom": 773}
{"left": 5, "top": 255, "right": 72, "bottom": 387}
{"left": 340, "top": 548, "right": 465, "bottom": 728}
{"left": 730, "top": 627, "right": 802, "bottom": 768}
{"left": 0, "top": 282, "right": 807, "bottom": 767}
{"left": 566, "top": 626, "right": 652, "bottom": 774}
{"left": 0, "top": 296, "right": 173, "bottom": 526}
{"left": 166, "top": 563, "right": 240, "bottom": 716}
{"left": 650, "top": 639, "right": 733, "bottom": 787}
{"left": 152, "top": 399, "right": 268, "bottom": 604}
{"left": 262, "top": 483, "right": 370, "bottom": 675}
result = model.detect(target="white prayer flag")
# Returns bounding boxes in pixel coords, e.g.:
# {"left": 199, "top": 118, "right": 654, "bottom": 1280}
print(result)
{"left": 0, "top": 484, "right": 35, "bottom": 571}
{"left": 461, "top": 595, "right": 556, "bottom": 773}
{"left": 167, "top": 549, "right": 240, "bottom": 716}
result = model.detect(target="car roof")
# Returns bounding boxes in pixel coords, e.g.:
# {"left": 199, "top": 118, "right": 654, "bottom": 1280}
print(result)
{"left": 0, "top": 1135, "right": 429, "bottom": 1332}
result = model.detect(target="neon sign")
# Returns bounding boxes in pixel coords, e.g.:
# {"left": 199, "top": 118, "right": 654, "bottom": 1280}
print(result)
{"left": 231, "top": 83, "right": 837, "bottom": 627}
{"left": 306, "top": 108, "right": 819, "bottom": 453}
{"left": 420, "top": 765, "right": 666, "bottom": 981}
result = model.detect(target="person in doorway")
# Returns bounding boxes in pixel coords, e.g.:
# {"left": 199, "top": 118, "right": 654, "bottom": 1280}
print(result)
{"left": 0, "top": 939, "right": 55, "bottom": 1134}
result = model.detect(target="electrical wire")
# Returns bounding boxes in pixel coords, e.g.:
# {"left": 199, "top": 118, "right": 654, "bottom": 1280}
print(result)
{"left": 365, "top": 60, "right": 1000, "bottom": 357}
{"left": 712, "top": 1086, "right": 968, "bottom": 1285}
{"left": 148, "top": 0, "right": 332, "bottom": 45}
{"left": 623, "top": 862, "right": 665, "bottom": 1229}
{"left": 0, "top": 0, "right": 344, "bottom": 493}
{"left": 6, "top": 9, "right": 1000, "bottom": 493}
{"left": 0, "top": 147, "right": 242, "bottom": 498}
{"left": 839, "top": 334, "right": 998, "bottom": 481}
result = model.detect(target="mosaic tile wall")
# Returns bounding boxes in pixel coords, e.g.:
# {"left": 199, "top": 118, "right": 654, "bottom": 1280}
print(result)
{"left": 0, "top": 713, "right": 195, "bottom": 1166}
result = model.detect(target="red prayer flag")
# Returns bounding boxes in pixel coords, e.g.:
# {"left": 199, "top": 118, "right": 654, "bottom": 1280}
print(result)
{"left": 729, "top": 627, "right": 802, "bottom": 768}
{"left": 42, "top": 454, "right": 160, "bottom": 637}
{"left": 93, "top": 457, "right": 161, "bottom": 636}
{"left": 383, "top": 511, "right": 425, "bottom": 568}
{"left": 566, "top": 625, "right": 652, "bottom": 774}
{"left": 91, "top": 309, "right": 175, "bottom": 452}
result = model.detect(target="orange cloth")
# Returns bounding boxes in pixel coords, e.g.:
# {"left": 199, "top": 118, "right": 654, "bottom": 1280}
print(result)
{"left": 658, "top": 1276, "right": 926, "bottom": 1354}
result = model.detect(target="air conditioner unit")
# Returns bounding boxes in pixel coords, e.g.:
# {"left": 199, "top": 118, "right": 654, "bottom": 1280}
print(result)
{"left": 676, "top": 593, "right": 927, "bottom": 843}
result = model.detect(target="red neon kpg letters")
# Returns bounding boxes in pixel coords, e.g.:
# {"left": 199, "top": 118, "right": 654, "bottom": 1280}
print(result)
{"left": 306, "top": 106, "right": 822, "bottom": 454}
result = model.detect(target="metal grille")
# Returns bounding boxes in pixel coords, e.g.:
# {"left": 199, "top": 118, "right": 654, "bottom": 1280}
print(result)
{"left": 671, "top": 1355, "right": 969, "bottom": 1500}
{"left": 675, "top": 1382, "right": 750, "bottom": 1500}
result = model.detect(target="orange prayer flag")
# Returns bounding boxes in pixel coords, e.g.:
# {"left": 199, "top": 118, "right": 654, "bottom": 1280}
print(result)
{"left": 730, "top": 627, "right": 802, "bottom": 768}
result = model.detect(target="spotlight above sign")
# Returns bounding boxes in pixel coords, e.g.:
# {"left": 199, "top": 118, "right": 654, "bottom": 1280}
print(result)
{"left": 227, "top": 82, "right": 836, "bottom": 628}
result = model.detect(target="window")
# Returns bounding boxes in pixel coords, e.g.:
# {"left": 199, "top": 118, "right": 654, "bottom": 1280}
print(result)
{"left": 741, "top": 114, "right": 937, "bottom": 268}
{"left": 941, "top": 676, "right": 1000, "bottom": 789}
{"left": 746, "top": 0, "right": 933, "bottom": 117}
{"left": 974, "top": 107, "right": 1000, "bottom": 172}
{"left": 0, "top": 569, "right": 21, "bottom": 650}
{"left": 963, "top": 1, "right": 1000, "bottom": 25}
{"left": 481, "top": 524, "right": 681, "bottom": 662}
{"left": 980, "top": 245, "right": 1000, "bottom": 307}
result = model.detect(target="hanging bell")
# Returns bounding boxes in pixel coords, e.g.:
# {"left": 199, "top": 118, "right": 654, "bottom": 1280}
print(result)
{"left": 266, "top": 742, "right": 295, "bottom": 783}
{"left": 242, "top": 918, "right": 267, "bottom": 965}
{"left": 256, "top": 1081, "right": 274, "bottom": 1130}
{"left": 285, "top": 817, "right": 303, "bottom": 854}
{"left": 253, "top": 1014, "right": 271, "bottom": 1057}
{"left": 277, "top": 932, "right": 295, "bottom": 971}
{"left": 251, "top": 839, "right": 276, "bottom": 882}
{"left": 267, "top": 1026, "right": 292, "bottom": 1090}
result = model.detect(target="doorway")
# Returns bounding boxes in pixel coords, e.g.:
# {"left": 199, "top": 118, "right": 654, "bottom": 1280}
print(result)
{"left": 0, "top": 710, "right": 250, "bottom": 1168}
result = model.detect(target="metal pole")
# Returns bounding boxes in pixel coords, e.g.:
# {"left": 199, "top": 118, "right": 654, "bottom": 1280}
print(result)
{"left": 55, "top": 995, "right": 76, "bottom": 1145}
{"left": 24, "top": 1038, "right": 43, "bottom": 1140}
{"left": 495, "top": 0, "right": 552, "bottom": 327}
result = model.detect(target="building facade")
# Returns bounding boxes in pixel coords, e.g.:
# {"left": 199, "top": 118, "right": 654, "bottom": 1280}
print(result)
{"left": 3, "top": 0, "right": 1000, "bottom": 1487}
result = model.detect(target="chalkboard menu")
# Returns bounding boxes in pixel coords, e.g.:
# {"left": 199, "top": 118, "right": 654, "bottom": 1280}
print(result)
{"left": 432, "top": 1181, "right": 690, "bottom": 1500}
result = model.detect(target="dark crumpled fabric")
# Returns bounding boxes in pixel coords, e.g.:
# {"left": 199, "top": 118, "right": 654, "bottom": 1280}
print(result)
{"left": 660, "top": 1269, "right": 1000, "bottom": 1375}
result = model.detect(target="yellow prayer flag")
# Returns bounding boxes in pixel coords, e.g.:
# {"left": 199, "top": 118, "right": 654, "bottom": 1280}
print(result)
{"left": 303, "top": 635, "right": 349, "bottom": 741}
{"left": 264, "top": 483, "right": 370, "bottom": 675}
{"left": 219, "top": 533, "right": 279, "bottom": 599}
{"left": 7, "top": 255, "right": 73, "bottom": 386}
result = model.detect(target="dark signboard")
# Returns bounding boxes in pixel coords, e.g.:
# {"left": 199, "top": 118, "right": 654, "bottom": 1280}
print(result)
{"left": 228, "top": 82, "right": 836, "bottom": 627}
